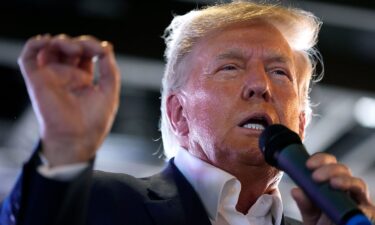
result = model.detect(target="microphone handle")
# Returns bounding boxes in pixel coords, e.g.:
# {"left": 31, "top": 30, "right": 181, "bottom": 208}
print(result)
{"left": 275, "top": 144, "right": 372, "bottom": 225}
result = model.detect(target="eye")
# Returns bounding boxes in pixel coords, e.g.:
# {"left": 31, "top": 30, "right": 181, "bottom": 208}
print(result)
{"left": 271, "top": 69, "right": 287, "bottom": 76}
{"left": 213, "top": 63, "right": 243, "bottom": 80}
{"left": 220, "top": 64, "right": 238, "bottom": 71}
{"left": 269, "top": 68, "right": 293, "bottom": 81}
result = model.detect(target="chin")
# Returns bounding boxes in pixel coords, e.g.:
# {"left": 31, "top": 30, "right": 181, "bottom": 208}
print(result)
{"left": 235, "top": 146, "right": 269, "bottom": 166}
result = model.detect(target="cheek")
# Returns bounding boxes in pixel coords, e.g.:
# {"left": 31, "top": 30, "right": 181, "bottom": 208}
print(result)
{"left": 187, "top": 90, "right": 222, "bottom": 132}
{"left": 184, "top": 83, "right": 236, "bottom": 144}
{"left": 275, "top": 88, "right": 302, "bottom": 132}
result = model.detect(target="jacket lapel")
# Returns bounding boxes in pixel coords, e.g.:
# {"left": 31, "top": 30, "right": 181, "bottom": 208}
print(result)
{"left": 283, "top": 215, "right": 302, "bottom": 225}
{"left": 144, "top": 158, "right": 211, "bottom": 225}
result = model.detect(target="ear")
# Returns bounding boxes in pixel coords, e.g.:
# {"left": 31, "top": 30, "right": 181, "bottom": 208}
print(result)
{"left": 166, "top": 94, "right": 189, "bottom": 138}
{"left": 298, "top": 111, "right": 306, "bottom": 140}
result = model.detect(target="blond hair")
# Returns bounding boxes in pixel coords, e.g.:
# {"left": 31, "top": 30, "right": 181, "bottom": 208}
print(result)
{"left": 160, "top": 1, "right": 323, "bottom": 158}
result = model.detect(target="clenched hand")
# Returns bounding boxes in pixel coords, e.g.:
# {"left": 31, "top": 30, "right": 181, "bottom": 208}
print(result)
{"left": 18, "top": 34, "right": 121, "bottom": 167}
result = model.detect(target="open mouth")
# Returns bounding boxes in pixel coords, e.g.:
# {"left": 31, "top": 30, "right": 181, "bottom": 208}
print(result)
{"left": 239, "top": 115, "right": 271, "bottom": 131}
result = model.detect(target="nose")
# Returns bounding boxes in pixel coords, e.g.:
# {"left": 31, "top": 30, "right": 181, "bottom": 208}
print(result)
{"left": 242, "top": 66, "right": 271, "bottom": 101}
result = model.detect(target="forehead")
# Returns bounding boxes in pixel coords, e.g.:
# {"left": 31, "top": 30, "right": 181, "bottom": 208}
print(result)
{"left": 187, "top": 21, "right": 294, "bottom": 63}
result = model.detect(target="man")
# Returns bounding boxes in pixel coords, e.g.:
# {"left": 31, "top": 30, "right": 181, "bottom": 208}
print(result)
{"left": 0, "top": 1, "right": 374, "bottom": 225}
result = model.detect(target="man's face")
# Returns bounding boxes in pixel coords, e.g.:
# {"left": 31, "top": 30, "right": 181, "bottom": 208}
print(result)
{"left": 169, "top": 21, "right": 305, "bottom": 176}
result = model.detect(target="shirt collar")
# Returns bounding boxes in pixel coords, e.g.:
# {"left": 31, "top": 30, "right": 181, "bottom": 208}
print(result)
{"left": 174, "top": 147, "right": 283, "bottom": 225}
{"left": 174, "top": 147, "right": 236, "bottom": 221}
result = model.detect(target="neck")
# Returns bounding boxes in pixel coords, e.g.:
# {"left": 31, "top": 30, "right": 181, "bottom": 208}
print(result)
{"left": 234, "top": 166, "right": 281, "bottom": 214}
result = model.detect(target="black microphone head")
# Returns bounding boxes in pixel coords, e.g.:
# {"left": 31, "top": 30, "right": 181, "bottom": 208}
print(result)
{"left": 259, "top": 124, "right": 302, "bottom": 167}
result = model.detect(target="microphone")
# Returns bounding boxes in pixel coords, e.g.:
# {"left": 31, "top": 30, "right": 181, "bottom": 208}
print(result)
{"left": 259, "top": 124, "right": 372, "bottom": 225}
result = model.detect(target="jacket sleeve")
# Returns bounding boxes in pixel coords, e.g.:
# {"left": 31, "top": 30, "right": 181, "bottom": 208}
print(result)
{"left": 0, "top": 142, "right": 94, "bottom": 225}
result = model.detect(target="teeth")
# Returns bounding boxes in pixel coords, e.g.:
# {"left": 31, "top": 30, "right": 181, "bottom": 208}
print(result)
{"left": 243, "top": 123, "right": 265, "bottom": 130}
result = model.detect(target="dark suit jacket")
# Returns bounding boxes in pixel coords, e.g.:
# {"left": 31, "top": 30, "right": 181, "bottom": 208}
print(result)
{"left": 0, "top": 148, "right": 301, "bottom": 225}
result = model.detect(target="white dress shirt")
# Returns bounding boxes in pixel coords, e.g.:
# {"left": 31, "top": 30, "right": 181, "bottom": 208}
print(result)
{"left": 174, "top": 147, "right": 283, "bottom": 225}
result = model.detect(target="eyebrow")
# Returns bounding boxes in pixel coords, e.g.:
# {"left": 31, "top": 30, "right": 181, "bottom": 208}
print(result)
{"left": 263, "top": 53, "right": 293, "bottom": 66}
{"left": 215, "top": 49, "right": 247, "bottom": 61}
{"left": 214, "top": 48, "right": 293, "bottom": 66}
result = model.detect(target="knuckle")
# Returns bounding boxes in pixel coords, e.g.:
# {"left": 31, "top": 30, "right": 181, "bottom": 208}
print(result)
{"left": 51, "top": 34, "right": 70, "bottom": 44}
{"left": 319, "top": 153, "right": 337, "bottom": 164}
{"left": 77, "top": 35, "right": 99, "bottom": 42}
{"left": 355, "top": 177, "right": 367, "bottom": 189}
{"left": 308, "top": 152, "right": 337, "bottom": 168}
{"left": 339, "top": 163, "right": 352, "bottom": 174}
{"left": 325, "top": 163, "right": 350, "bottom": 177}
{"left": 100, "top": 41, "right": 113, "bottom": 51}
{"left": 56, "top": 33, "right": 70, "bottom": 40}
{"left": 325, "top": 154, "right": 337, "bottom": 163}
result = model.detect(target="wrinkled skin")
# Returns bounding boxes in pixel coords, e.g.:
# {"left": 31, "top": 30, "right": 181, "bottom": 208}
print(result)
{"left": 167, "top": 21, "right": 375, "bottom": 222}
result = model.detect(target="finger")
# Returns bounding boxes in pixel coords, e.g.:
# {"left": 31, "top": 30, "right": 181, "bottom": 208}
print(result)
{"left": 73, "top": 35, "right": 107, "bottom": 74}
{"left": 47, "top": 64, "right": 94, "bottom": 91}
{"left": 330, "top": 176, "right": 370, "bottom": 204}
{"left": 312, "top": 163, "right": 352, "bottom": 182}
{"left": 306, "top": 152, "right": 337, "bottom": 169}
{"left": 45, "top": 34, "right": 83, "bottom": 65}
{"left": 18, "top": 34, "right": 51, "bottom": 75}
{"left": 78, "top": 56, "right": 94, "bottom": 74}
{"left": 75, "top": 35, "right": 106, "bottom": 58}
{"left": 97, "top": 42, "right": 120, "bottom": 97}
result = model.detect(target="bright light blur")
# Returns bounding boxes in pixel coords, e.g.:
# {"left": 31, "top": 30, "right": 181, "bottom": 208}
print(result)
{"left": 354, "top": 97, "right": 375, "bottom": 128}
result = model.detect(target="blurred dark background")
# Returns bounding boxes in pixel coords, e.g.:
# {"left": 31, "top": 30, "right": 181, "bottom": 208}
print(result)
{"left": 0, "top": 0, "right": 374, "bottom": 219}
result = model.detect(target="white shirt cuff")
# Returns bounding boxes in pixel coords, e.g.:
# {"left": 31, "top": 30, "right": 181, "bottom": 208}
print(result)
{"left": 37, "top": 153, "right": 89, "bottom": 181}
